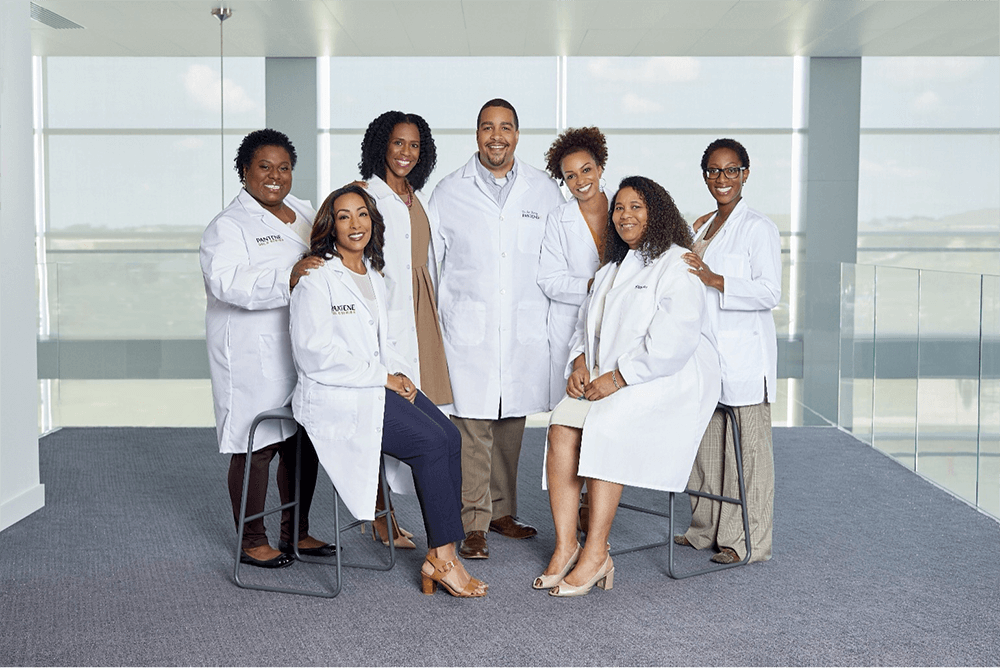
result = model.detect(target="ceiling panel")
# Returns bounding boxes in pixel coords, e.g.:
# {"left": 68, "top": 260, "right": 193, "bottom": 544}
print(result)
{"left": 27, "top": 0, "right": 1000, "bottom": 57}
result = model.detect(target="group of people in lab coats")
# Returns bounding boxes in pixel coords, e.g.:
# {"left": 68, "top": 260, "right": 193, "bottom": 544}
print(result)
{"left": 200, "top": 98, "right": 780, "bottom": 599}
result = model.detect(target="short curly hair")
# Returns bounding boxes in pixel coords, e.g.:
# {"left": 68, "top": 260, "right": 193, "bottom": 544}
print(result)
{"left": 604, "top": 176, "right": 692, "bottom": 267}
{"left": 307, "top": 185, "right": 386, "bottom": 273}
{"left": 544, "top": 127, "right": 608, "bottom": 183}
{"left": 700, "top": 138, "right": 750, "bottom": 172}
{"left": 234, "top": 129, "right": 297, "bottom": 184}
{"left": 358, "top": 111, "right": 438, "bottom": 192}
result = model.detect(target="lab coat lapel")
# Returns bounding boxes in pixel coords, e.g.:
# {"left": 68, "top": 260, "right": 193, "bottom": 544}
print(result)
{"left": 328, "top": 257, "right": 378, "bottom": 322}
{"left": 237, "top": 189, "right": 309, "bottom": 251}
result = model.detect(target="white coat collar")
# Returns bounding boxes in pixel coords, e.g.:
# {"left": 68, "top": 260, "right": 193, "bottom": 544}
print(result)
{"left": 236, "top": 188, "right": 308, "bottom": 249}
{"left": 461, "top": 153, "right": 530, "bottom": 208}
{"left": 367, "top": 174, "right": 429, "bottom": 210}
{"left": 706, "top": 198, "right": 749, "bottom": 245}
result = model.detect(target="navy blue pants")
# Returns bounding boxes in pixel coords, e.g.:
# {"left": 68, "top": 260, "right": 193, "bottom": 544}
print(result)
{"left": 381, "top": 390, "right": 464, "bottom": 548}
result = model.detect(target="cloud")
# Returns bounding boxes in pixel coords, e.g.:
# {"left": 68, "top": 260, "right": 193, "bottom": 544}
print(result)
{"left": 183, "top": 64, "right": 259, "bottom": 114}
{"left": 877, "top": 57, "right": 982, "bottom": 83}
{"left": 586, "top": 57, "right": 700, "bottom": 84}
{"left": 620, "top": 93, "right": 662, "bottom": 114}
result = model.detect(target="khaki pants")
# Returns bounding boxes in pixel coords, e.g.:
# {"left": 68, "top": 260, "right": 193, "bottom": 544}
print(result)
{"left": 450, "top": 415, "right": 527, "bottom": 532}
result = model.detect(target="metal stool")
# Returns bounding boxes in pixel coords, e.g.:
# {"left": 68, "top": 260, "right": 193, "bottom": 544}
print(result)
{"left": 610, "top": 403, "right": 751, "bottom": 579}
{"left": 234, "top": 406, "right": 397, "bottom": 598}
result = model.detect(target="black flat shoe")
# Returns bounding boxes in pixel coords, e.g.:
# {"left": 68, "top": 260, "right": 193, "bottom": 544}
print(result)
{"left": 278, "top": 540, "right": 337, "bottom": 557}
{"left": 239, "top": 550, "right": 295, "bottom": 569}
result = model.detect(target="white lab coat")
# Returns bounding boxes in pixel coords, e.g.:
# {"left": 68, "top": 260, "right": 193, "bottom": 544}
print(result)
{"left": 200, "top": 189, "right": 313, "bottom": 455}
{"left": 536, "top": 199, "right": 602, "bottom": 409}
{"left": 695, "top": 199, "right": 781, "bottom": 405}
{"left": 289, "top": 257, "right": 415, "bottom": 521}
{"left": 363, "top": 175, "right": 432, "bottom": 386}
{"left": 561, "top": 245, "right": 721, "bottom": 492}
{"left": 428, "top": 154, "right": 564, "bottom": 419}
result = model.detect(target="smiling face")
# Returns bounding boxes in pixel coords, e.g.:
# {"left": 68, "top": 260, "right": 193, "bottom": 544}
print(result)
{"left": 243, "top": 145, "right": 293, "bottom": 214}
{"left": 476, "top": 106, "right": 519, "bottom": 177}
{"left": 560, "top": 150, "right": 604, "bottom": 203}
{"left": 384, "top": 122, "right": 420, "bottom": 182}
{"left": 332, "top": 192, "right": 372, "bottom": 259}
{"left": 612, "top": 186, "right": 648, "bottom": 250}
{"left": 704, "top": 147, "right": 748, "bottom": 208}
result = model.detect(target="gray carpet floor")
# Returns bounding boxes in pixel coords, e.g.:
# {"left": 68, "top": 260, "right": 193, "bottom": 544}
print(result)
{"left": 1, "top": 426, "right": 998, "bottom": 667}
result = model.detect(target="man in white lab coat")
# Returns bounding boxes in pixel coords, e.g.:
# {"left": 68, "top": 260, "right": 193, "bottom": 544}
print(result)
{"left": 428, "top": 99, "right": 564, "bottom": 559}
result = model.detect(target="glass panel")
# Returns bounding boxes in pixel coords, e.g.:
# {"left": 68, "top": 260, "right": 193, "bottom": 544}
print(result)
{"left": 915, "top": 270, "right": 982, "bottom": 504}
{"left": 840, "top": 263, "right": 875, "bottom": 444}
{"left": 980, "top": 275, "right": 1000, "bottom": 517}
{"left": 568, "top": 57, "right": 793, "bottom": 129}
{"left": 861, "top": 57, "right": 1000, "bottom": 129}
{"left": 872, "top": 266, "right": 920, "bottom": 468}
{"left": 46, "top": 57, "right": 265, "bottom": 129}
{"left": 326, "top": 57, "right": 557, "bottom": 130}
{"left": 49, "top": 380, "right": 215, "bottom": 427}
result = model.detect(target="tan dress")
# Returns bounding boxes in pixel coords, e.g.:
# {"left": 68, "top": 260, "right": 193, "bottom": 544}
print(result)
{"left": 408, "top": 198, "right": 453, "bottom": 405}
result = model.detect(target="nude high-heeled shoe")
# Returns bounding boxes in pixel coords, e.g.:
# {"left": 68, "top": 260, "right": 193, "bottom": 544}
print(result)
{"left": 548, "top": 554, "right": 614, "bottom": 597}
{"left": 369, "top": 509, "right": 416, "bottom": 549}
{"left": 533, "top": 544, "right": 581, "bottom": 590}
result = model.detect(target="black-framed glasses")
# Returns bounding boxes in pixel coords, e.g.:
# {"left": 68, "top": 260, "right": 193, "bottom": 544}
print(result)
{"left": 703, "top": 166, "right": 747, "bottom": 180}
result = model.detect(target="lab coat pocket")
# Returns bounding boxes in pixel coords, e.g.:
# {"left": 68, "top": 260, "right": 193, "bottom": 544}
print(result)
{"left": 258, "top": 332, "right": 296, "bottom": 381}
{"left": 719, "top": 253, "right": 750, "bottom": 280}
{"left": 517, "top": 217, "right": 546, "bottom": 254}
{"left": 442, "top": 300, "right": 486, "bottom": 346}
{"left": 516, "top": 303, "right": 548, "bottom": 344}
{"left": 306, "top": 386, "right": 358, "bottom": 440}
{"left": 716, "top": 330, "right": 745, "bottom": 381}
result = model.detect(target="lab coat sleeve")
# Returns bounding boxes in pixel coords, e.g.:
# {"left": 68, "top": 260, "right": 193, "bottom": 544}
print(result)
{"left": 289, "top": 274, "right": 390, "bottom": 389}
{"left": 616, "top": 265, "right": 705, "bottom": 386}
{"left": 563, "top": 300, "right": 588, "bottom": 380}
{"left": 537, "top": 210, "right": 590, "bottom": 306}
{"left": 718, "top": 219, "right": 782, "bottom": 312}
{"left": 200, "top": 216, "right": 293, "bottom": 310}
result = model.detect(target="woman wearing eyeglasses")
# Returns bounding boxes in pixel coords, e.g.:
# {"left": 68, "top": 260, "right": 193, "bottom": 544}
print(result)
{"left": 677, "top": 138, "right": 781, "bottom": 565}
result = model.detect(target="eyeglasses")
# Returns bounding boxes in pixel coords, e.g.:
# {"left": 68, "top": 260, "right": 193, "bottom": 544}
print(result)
{"left": 703, "top": 166, "right": 747, "bottom": 180}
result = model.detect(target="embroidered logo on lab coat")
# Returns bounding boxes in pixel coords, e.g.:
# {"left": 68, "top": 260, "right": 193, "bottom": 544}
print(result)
{"left": 635, "top": 285, "right": 648, "bottom": 290}
{"left": 521, "top": 210, "right": 540, "bottom": 220}
{"left": 255, "top": 234, "right": 284, "bottom": 246}
{"left": 331, "top": 304, "right": 356, "bottom": 315}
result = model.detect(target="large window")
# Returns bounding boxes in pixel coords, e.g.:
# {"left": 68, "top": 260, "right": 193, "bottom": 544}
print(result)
{"left": 858, "top": 57, "right": 1000, "bottom": 275}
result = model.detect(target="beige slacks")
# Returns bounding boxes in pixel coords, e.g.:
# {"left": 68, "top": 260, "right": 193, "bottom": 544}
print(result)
{"left": 683, "top": 402, "right": 774, "bottom": 562}
{"left": 450, "top": 415, "right": 526, "bottom": 532}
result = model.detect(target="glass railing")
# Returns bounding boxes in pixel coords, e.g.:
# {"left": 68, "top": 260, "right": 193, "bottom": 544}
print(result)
{"left": 840, "top": 263, "right": 999, "bottom": 519}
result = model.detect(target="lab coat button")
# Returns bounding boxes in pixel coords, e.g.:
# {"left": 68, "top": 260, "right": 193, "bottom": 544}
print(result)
{"left": 500, "top": 289, "right": 506, "bottom": 295}
{"left": 369, "top": 319, "right": 374, "bottom": 325}
{"left": 500, "top": 215, "right": 504, "bottom": 221}
{"left": 405, "top": 234, "right": 410, "bottom": 239}
{"left": 501, "top": 252, "right": 507, "bottom": 258}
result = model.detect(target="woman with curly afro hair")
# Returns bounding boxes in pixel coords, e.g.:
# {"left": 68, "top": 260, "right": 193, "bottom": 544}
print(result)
{"left": 536, "top": 176, "right": 720, "bottom": 597}
{"left": 537, "top": 127, "right": 611, "bottom": 412}
{"left": 676, "top": 138, "right": 780, "bottom": 566}
{"left": 356, "top": 111, "right": 450, "bottom": 549}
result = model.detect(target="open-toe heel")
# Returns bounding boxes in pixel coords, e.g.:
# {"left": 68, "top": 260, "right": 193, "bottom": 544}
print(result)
{"left": 549, "top": 555, "right": 614, "bottom": 597}
{"left": 421, "top": 555, "right": 488, "bottom": 598}
{"left": 533, "top": 544, "right": 581, "bottom": 590}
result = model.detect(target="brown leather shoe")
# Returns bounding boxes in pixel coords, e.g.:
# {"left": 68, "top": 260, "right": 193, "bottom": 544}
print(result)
{"left": 459, "top": 530, "right": 489, "bottom": 559}
{"left": 489, "top": 515, "right": 538, "bottom": 539}
{"left": 710, "top": 547, "right": 741, "bottom": 564}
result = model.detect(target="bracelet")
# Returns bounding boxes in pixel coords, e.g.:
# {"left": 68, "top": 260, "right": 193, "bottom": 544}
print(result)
{"left": 612, "top": 370, "right": 622, "bottom": 390}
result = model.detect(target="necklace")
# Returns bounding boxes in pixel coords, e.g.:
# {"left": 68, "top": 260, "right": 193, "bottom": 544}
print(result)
{"left": 401, "top": 182, "right": 413, "bottom": 208}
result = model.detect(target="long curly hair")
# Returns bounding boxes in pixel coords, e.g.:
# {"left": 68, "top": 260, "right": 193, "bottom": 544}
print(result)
{"left": 358, "top": 111, "right": 437, "bottom": 191}
{"left": 603, "top": 176, "right": 692, "bottom": 267}
{"left": 700, "top": 138, "right": 750, "bottom": 172}
{"left": 307, "top": 185, "right": 386, "bottom": 273}
{"left": 234, "top": 129, "right": 297, "bottom": 184}
{"left": 544, "top": 126, "right": 608, "bottom": 183}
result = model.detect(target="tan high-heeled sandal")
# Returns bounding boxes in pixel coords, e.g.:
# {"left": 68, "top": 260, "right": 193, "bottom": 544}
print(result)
{"left": 369, "top": 509, "right": 416, "bottom": 549}
{"left": 548, "top": 554, "right": 614, "bottom": 597}
{"left": 533, "top": 543, "right": 581, "bottom": 590}
{"left": 420, "top": 555, "right": 488, "bottom": 598}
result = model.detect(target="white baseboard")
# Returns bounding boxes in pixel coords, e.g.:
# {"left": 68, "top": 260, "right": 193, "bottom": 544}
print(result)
{"left": 0, "top": 484, "right": 45, "bottom": 532}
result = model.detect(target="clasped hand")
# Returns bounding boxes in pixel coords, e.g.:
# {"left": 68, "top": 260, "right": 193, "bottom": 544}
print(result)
{"left": 386, "top": 372, "right": 417, "bottom": 403}
{"left": 566, "top": 366, "right": 623, "bottom": 402}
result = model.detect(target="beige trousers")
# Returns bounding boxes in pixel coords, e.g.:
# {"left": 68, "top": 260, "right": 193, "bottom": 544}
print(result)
{"left": 450, "top": 415, "right": 526, "bottom": 532}
{"left": 683, "top": 402, "right": 774, "bottom": 562}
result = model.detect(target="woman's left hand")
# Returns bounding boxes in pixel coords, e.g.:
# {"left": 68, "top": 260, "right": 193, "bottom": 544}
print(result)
{"left": 682, "top": 252, "right": 723, "bottom": 292}
{"left": 387, "top": 372, "right": 418, "bottom": 403}
{"left": 584, "top": 370, "right": 625, "bottom": 401}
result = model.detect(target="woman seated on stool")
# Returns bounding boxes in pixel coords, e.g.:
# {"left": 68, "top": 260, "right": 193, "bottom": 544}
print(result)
{"left": 538, "top": 176, "right": 721, "bottom": 597}
{"left": 289, "top": 184, "right": 486, "bottom": 598}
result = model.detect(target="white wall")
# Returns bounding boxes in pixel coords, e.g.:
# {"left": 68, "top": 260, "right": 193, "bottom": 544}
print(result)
{"left": 0, "top": 0, "right": 45, "bottom": 531}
